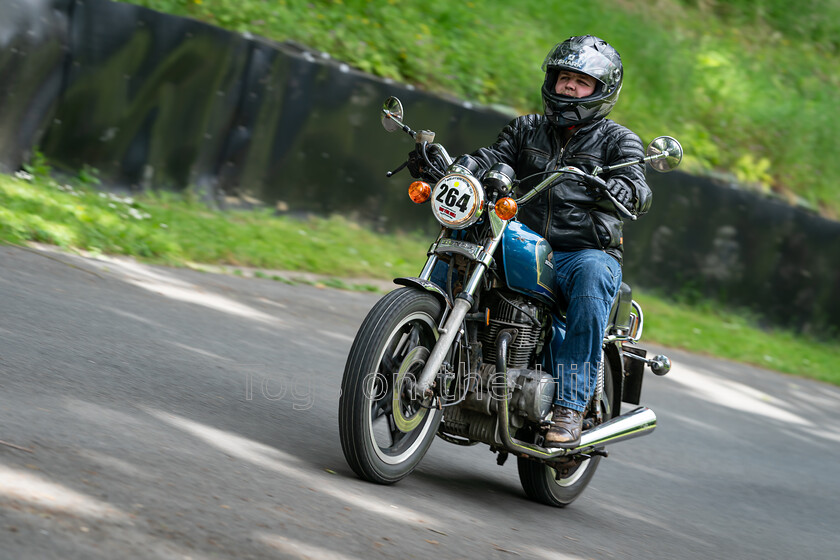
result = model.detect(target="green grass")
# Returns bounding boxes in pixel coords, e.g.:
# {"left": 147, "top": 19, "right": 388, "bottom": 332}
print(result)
{"left": 637, "top": 292, "right": 840, "bottom": 386}
{"left": 119, "top": 0, "right": 840, "bottom": 217}
{"left": 0, "top": 170, "right": 427, "bottom": 281}
{"left": 2, "top": 170, "right": 839, "bottom": 386}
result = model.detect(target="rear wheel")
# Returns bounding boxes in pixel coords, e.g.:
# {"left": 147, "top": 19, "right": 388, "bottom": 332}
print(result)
{"left": 517, "top": 358, "right": 616, "bottom": 507}
{"left": 339, "top": 288, "right": 443, "bottom": 484}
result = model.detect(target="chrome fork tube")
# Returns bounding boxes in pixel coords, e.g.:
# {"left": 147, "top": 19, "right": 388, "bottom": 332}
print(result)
{"left": 416, "top": 298, "right": 472, "bottom": 396}
{"left": 418, "top": 227, "right": 448, "bottom": 281}
{"left": 418, "top": 255, "right": 439, "bottom": 281}
{"left": 415, "top": 218, "right": 508, "bottom": 395}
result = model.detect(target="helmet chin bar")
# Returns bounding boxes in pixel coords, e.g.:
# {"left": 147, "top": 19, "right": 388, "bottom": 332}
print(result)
{"left": 542, "top": 85, "right": 610, "bottom": 128}
{"left": 544, "top": 104, "right": 584, "bottom": 127}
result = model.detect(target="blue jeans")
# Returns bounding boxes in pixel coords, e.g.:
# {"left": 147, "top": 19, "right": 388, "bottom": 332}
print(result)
{"left": 550, "top": 249, "right": 622, "bottom": 412}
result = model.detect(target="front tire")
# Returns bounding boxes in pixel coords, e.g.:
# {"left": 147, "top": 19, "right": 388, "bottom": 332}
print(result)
{"left": 339, "top": 288, "right": 443, "bottom": 484}
{"left": 517, "top": 357, "right": 616, "bottom": 507}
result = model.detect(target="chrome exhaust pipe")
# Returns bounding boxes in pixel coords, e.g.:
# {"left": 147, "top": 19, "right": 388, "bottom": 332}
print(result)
{"left": 571, "top": 406, "right": 657, "bottom": 453}
{"left": 495, "top": 329, "right": 656, "bottom": 459}
{"left": 499, "top": 404, "right": 657, "bottom": 460}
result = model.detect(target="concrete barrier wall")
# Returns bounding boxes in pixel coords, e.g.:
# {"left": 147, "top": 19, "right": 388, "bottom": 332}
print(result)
{"left": 1, "top": 0, "right": 838, "bottom": 336}
{"left": 0, "top": 0, "right": 72, "bottom": 173}
{"left": 623, "top": 171, "right": 840, "bottom": 335}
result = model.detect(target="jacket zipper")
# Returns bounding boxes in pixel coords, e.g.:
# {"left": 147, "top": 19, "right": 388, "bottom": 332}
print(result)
{"left": 544, "top": 129, "right": 574, "bottom": 239}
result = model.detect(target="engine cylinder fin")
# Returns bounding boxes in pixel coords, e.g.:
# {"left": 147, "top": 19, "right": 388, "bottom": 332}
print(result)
{"left": 479, "top": 293, "right": 543, "bottom": 369}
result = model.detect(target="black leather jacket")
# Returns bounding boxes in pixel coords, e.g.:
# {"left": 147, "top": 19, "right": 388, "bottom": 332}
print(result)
{"left": 471, "top": 114, "right": 651, "bottom": 263}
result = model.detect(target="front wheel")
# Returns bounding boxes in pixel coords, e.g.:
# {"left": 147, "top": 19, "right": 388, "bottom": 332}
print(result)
{"left": 517, "top": 357, "right": 616, "bottom": 507}
{"left": 339, "top": 288, "right": 443, "bottom": 484}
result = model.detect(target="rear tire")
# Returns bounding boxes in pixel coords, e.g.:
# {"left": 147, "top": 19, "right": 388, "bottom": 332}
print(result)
{"left": 517, "top": 358, "right": 616, "bottom": 507}
{"left": 339, "top": 288, "right": 443, "bottom": 484}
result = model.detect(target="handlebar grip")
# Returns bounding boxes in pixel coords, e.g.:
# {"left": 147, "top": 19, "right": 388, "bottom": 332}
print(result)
{"left": 577, "top": 169, "right": 637, "bottom": 221}
{"left": 601, "top": 188, "right": 636, "bottom": 221}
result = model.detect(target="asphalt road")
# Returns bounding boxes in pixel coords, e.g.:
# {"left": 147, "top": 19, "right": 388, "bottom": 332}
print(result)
{"left": 1, "top": 244, "right": 838, "bottom": 560}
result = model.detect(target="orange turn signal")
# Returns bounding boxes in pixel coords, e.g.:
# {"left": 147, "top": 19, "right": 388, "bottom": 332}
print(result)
{"left": 494, "top": 197, "right": 518, "bottom": 220}
{"left": 408, "top": 181, "right": 432, "bottom": 204}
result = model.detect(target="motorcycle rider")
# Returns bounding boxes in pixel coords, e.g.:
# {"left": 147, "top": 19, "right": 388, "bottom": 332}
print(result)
{"left": 468, "top": 35, "right": 652, "bottom": 447}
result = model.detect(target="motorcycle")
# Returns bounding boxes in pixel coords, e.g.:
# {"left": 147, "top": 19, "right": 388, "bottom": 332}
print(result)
{"left": 338, "top": 97, "right": 682, "bottom": 507}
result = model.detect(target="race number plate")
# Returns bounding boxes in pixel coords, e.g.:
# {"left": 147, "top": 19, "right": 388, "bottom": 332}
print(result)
{"left": 431, "top": 173, "right": 485, "bottom": 229}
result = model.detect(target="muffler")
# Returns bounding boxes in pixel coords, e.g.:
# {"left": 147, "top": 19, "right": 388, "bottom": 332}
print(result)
{"left": 499, "top": 403, "right": 657, "bottom": 460}
{"left": 571, "top": 406, "right": 656, "bottom": 452}
{"left": 495, "top": 330, "right": 656, "bottom": 460}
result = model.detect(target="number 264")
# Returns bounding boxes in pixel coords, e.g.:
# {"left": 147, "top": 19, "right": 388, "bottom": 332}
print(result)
{"left": 435, "top": 186, "right": 470, "bottom": 213}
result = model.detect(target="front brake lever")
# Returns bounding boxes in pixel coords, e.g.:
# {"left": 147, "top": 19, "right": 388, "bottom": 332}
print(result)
{"left": 584, "top": 168, "right": 636, "bottom": 221}
{"left": 600, "top": 187, "right": 637, "bottom": 221}
{"left": 386, "top": 160, "right": 409, "bottom": 177}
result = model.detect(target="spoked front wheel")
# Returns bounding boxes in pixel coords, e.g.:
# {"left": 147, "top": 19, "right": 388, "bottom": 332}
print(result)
{"left": 339, "top": 288, "right": 443, "bottom": 484}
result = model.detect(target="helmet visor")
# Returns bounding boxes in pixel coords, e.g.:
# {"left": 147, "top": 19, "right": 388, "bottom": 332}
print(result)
{"left": 542, "top": 42, "right": 621, "bottom": 91}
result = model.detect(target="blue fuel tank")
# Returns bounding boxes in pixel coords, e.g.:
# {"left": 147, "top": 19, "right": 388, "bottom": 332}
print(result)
{"left": 500, "top": 221, "right": 557, "bottom": 307}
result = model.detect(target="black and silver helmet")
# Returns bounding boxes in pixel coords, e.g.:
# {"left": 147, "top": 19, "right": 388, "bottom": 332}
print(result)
{"left": 541, "top": 35, "right": 623, "bottom": 127}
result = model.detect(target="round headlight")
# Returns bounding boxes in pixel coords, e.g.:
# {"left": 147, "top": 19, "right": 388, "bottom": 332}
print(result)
{"left": 430, "top": 173, "right": 485, "bottom": 229}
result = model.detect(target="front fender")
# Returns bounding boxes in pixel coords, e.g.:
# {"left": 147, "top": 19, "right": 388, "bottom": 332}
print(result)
{"left": 393, "top": 277, "right": 453, "bottom": 310}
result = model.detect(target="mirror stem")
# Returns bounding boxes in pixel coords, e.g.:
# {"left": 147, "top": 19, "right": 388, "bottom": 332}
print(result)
{"left": 594, "top": 152, "right": 670, "bottom": 175}
{"left": 383, "top": 111, "right": 416, "bottom": 138}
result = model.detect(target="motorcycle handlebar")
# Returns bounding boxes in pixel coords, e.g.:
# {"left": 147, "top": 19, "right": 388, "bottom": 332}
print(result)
{"left": 383, "top": 103, "right": 635, "bottom": 219}
{"left": 514, "top": 167, "right": 636, "bottom": 221}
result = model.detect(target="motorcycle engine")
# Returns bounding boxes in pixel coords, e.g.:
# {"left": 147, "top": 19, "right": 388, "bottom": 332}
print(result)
{"left": 445, "top": 364, "right": 555, "bottom": 443}
{"left": 441, "top": 293, "right": 554, "bottom": 444}
{"left": 479, "top": 292, "right": 544, "bottom": 369}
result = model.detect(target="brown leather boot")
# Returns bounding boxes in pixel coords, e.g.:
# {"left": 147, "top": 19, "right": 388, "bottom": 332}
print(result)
{"left": 545, "top": 406, "right": 583, "bottom": 448}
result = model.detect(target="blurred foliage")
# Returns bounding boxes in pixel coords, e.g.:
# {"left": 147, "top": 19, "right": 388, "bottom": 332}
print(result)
{"left": 675, "top": 0, "right": 839, "bottom": 54}
{"left": 118, "top": 0, "right": 840, "bottom": 217}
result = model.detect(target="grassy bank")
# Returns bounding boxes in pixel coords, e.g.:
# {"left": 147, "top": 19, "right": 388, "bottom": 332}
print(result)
{"left": 0, "top": 163, "right": 424, "bottom": 281}
{"left": 2, "top": 170, "right": 838, "bottom": 386}
{"left": 121, "top": 0, "right": 840, "bottom": 217}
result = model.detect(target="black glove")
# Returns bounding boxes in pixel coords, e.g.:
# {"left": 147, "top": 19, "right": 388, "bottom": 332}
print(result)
{"left": 607, "top": 181, "right": 633, "bottom": 210}
{"left": 577, "top": 173, "right": 608, "bottom": 197}
{"left": 606, "top": 180, "right": 634, "bottom": 207}
{"left": 579, "top": 173, "right": 633, "bottom": 208}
